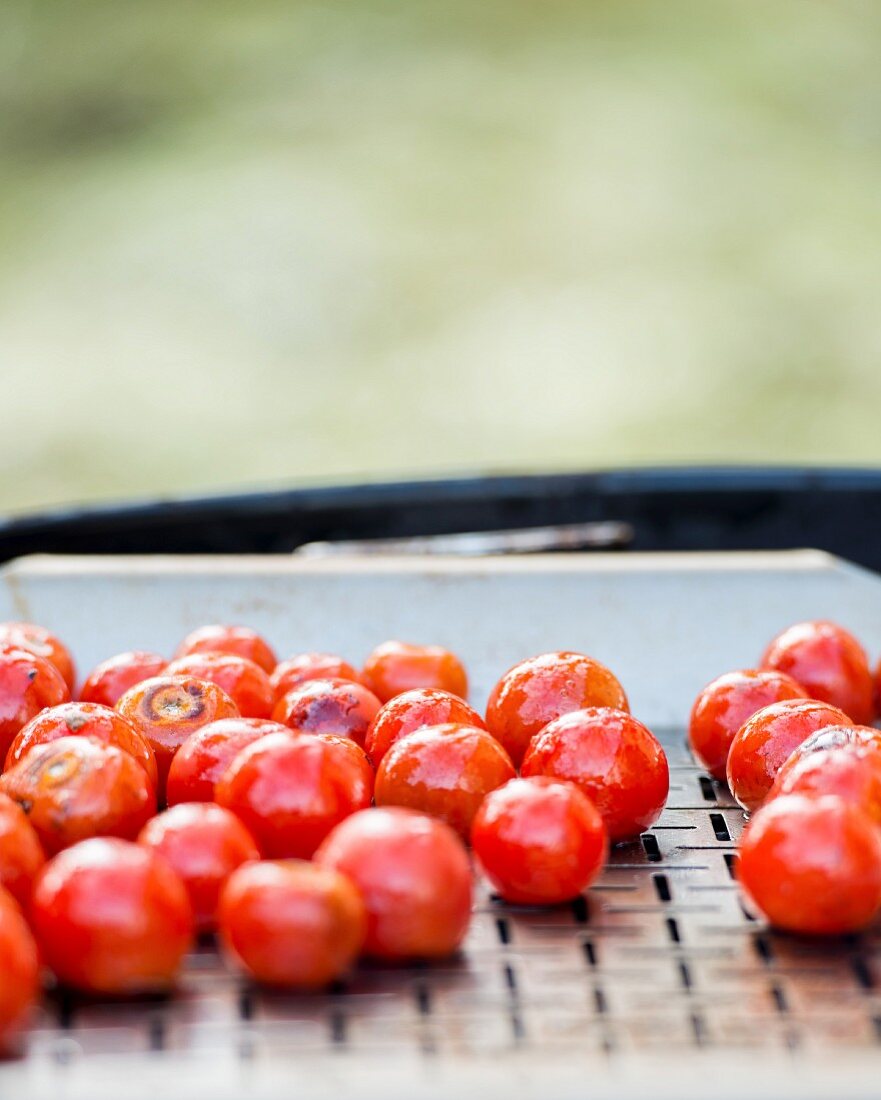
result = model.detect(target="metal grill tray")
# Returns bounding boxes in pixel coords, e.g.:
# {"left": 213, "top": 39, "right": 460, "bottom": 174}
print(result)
{"left": 4, "top": 551, "right": 881, "bottom": 1100}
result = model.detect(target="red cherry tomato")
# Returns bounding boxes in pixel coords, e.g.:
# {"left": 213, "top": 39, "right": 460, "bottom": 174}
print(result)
{"left": 688, "top": 669, "right": 808, "bottom": 780}
{"left": 726, "top": 699, "right": 853, "bottom": 812}
{"left": 784, "top": 723, "right": 881, "bottom": 765}
{"left": 165, "top": 653, "right": 274, "bottom": 720}
{"left": 31, "top": 837, "right": 194, "bottom": 993}
{"left": 315, "top": 807, "right": 472, "bottom": 959}
{"left": 485, "top": 652, "right": 629, "bottom": 767}
{"left": 375, "top": 724, "right": 515, "bottom": 838}
{"left": 0, "top": 648, "right": 70, "bottom": 763}
{"left": 0, "top": 736, "right": 156, "bottom": 855}
{"left": 761, "top": 620, "right": 874, "bottom": 725}
{"left": 0, "top": 621, "right": 75, "bottom": 693}
{"left": 270, "top": 654, "right": 364, "bottom": 702}
{"left": 166, "top": 718, "right": 291, "bottom": 805}
{"left": 219, "top": 860, "right": 366, "bottom": 987}
{"left": 138, "top": 803, "right": 260, "bottom": 932}
{"left": 768, "top": 745, "right": 881, "bottom": 824}
{"left": 7, "top": 701, "right": 158, "bottom": 790}
{"left": 362, "top": 641, "right": 468, "bottom": 703}
{"left": 365, "top": 688, "right": 487, "bottom": 767}
{"left": 0, "top": 887, "right": 39, "bottom": 1052}
{"left": 0, "top": 793, "right": 45, "bottom": 910}
{"left": 80, "top": 651, "right": 168, "bottom": 708}
{"left": 216, "top": 732, "right": 373, "bottom": 858}
{"left": 175, "top": 625, "right": 276, "bottom": 674}
{"left": 471, "top": 776, "right": 607, "bottom": 905}
{"left": 271, "top": 678, "right": 382, "bottom": 750}
{"left": 116, "top": 675, "right": 239, "bottom": 798}
{"left": 738, "top": 794, "right": 881, "bottom": 934}
{"left": 521, "top": 707, "right": 668, "bottom": 843}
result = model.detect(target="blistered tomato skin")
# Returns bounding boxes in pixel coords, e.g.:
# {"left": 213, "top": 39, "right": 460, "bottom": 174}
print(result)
{"left": 175, "top": 625, "right": 277, "bottom": 675}
{"left": 271, "top": 654, "right": 364, "bottom": 702}
{"left": 688, "top": 670, "right": 808, "bottom": 780}
{"left": 0, "top": 622, "right": 76, "bottom": 694}
{"left": 315, "top": 807, "right": 472, "bottom": 960}
{"left": 726, "top": 699, "right": 853, "bottom": 812}
{"left": 0, "top": 736, "right": 156, "bottom": 855}
{"left": 31, "top": 838, "right": 194, "bottom": 994}
{"left": 0, "top": 793, "right": 45, "bottom": 909}
{"left": 216, "top": 732, "right": 373, "bottom": 858}
{"left": 768, "top": 745, "right": 881, "bottom": 824}
{"left": 271, "top": 678, "right": 382, "bottom": 750}
{"left": 0, "top": 887, "right": 39, "bottom": 1051}
{"left": 738, "top": 794, "right": 881, "bottom": 935}
{"left": 166, "top": 718, "right": 291, "bottom": 805}
{"left": 375, "top": 724, "right": 515, "bottom": 838}
{"left": 6, "top": 702, "right": 158, "bottom": 790}
{"left": 165, "top": 654, "right": 274, "bottom": 720}
{"left": 0, "top": 648, "right": 70, "bottom": 763}
{"left": 471, "top": 777, "right": 607, "bottom": 905}
{"left": 485, "top": 652, "right": 629, "bottom": 767}
{"left": 761, "top": 620, "right": 874, "bottom": 725}
{"left": 521, "top": 707, "right": 668, "bottom": 843}
{"left": 79, "top": 651, "right": 167, "bottom": 708}
{"left": 362, "top": 642, "right": 468, "bottom": 704}
{"left": 219, "top": 861, "right": 366, "bottom": 988}
{"left": 138, "top": 803, "right": 260, "bottom": 932}
{"left": 365, "top": 689, "right": 487, "bottom": 767}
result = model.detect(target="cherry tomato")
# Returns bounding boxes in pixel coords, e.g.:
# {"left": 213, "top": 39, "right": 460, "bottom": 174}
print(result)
{"left": 0, "top": 736, "right": 156, "bottom": 855}
{"left": 31, "top": 837, "right": 194, "bottom": 993}
{"left": 271, "top": 678, "right": 382, "bottom": 750}
{"left": 784, "top": 723, "right": 881, "bottom": 765}
{"left": 166, "top": 718, "right": 291, "bottom": 805}
{"left": 7, "top": 701, "right": 158, "bottom": 790}
{"left": 365, "top": 688, "right": 487, "bottom": 767}
{"left": 315, "top": 807, "right": 472, "bottom": 959}
{"left": 219, "top": 860, "right": 366, "bottom": 987}
{"left": 761, "top": 620, "right": 874, "bottom": 725}
{"left": 80, "top": 651, "right": 167, "bottom": 708}
{"left": 165, "top": 653, "right": 274, "bottom": 720}
{"left": 0, "top": 793, "right": 45, "bottom": 910}
{"left": 688, "top": 669, "right": 808, "bottom": 780}
{"left": 738, "top": 794, "right": 881, "bottom": 934}
{"left": 375, "top": 724, "right": 515, "bottom": 838}
{"left": 0, "top": 621, "right": 75, "bottom": 693}
{"left": 521, "top": 707, "right": 668, "bottom": 843}
{"left": 0, "top": 648, "right": 70, "bottom": 763}
{"left": 471, "top": 776, "right": 607, "bottom": 905}
{"left": 116, "top": 675, "right": 239, "bottom": 798}
{"left": 485, "top": 652, "right": 629, "bottom": 767}
{"left": 0, "top": 887, "right": 39, "bottom": 1052}
{"left": 726, "top": 699, "right": 852, "bottom": 812}
{"left": 769, "top": 745, "right": 881, "bottom": 824}
{"left": 175, "top": 625, "right": 276, "bottom": 674}
{"left": 138, "top": 803, "right": 260, "bottom": 932}
{"left": 362, "top": 641, "right": 468, "bottom": 703}
{"left": 216, "top": 732, "right": 373, "bottom": 858}
{"left": 270, "top": 653, "right": 364, "bottom": 702}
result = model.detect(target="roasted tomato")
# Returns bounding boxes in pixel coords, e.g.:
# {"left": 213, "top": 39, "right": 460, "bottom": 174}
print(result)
{"left": 80, "top": 651, "right": 167, "bottom": 708}
{"left": 165, "top": 653, "right": 274, "bottom": 720}
{"left": 471, "top": 776, "right": 607, "bottom": 905}
{"left": 0, "top": 622, "right": 75, "bottom": 694}
{"left": 374, "top": 724, "right": 515, "bottom": 838}
{"left": 688, "top": 670, "right": 808, "bottom": 780}
{"left": 0, "top": 648, "right": 70, "bottom": 763}
{"left": 0, "top": 737, "right": 156, "bottom": 855}
{"left": 216, "top": 732, "right": 373, "bottom": 858}
{"left": 174, "top": 625, "right": 276, "bottom": 674}
{"left": 166, "top": 718, "right": 291, "bottom": 805}
{"left": 761, "top": 620, "right": 874, "bottom": 725}
{"left": 362, "top": 641, "right": 468, "bottom": 703}
{"left": 365, "top": 688, "right": 487, "bottom": 767}
{"left": 138, "top": 803, "right": 259, "bottom": 932}
{"left": 726, "top": 699, "right": 853, "bottom": 812}
{"left": 485, "top": 652, "right": 629, "bottom": 767}
{"left": 270, "top": 654, "right": 364, "bottom": 702}
{"left": 768, "top": 745, "right": 881, "bottom": 824}
{"left": 0, "top": 887, "right": 39, "bottom": 1052}
{"left": 271, "top": 678, "right": 382, "bottom": 750}
{"left": 0, "top": 793, "right": 45, "bottom": 910}
{"left": 737, "top": 794, "right": 881, "bottom": 934}
{"left": 31, "top": 837, "right": 193, "bottom": 993}
{"left": 219, "top": 860, "right": 366, "bottom": 987}
{"left": 315, "top": 807, "right": 472, "bottom": 960}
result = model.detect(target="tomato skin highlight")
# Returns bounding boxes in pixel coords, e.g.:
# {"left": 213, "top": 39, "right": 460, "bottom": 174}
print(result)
{"left": 365, "top": 688, "right": 487, "bottom": 767}
{"left": 271, "top": 654, "right": 365, "bottom": 702}
{"left": 166, "top": 718, "right": 291, "bottom": 805}
{"left": 0, "top": 648, "right": 70, "bottom": 764}
{"left": 165, "top": 653, "right": 274, "bottom": 720}
{"left": 271, "top": 677, "right": 381, "bottom": 750}
{"left": 80, "top": 651, "right": 167, "bottom": 708}
{"left": 0, "top": 793, "right": 45, "bottom": 910}
{"left": 0, "top": 886, "right": 39, "bottom": 1052}
{"left": 767, "top": 744, "right": 881, "bottom": 825}
{"left": 175, "top": 625, "right": 277, "bottom": 674}
{"left": 362, "top": 641, "right": 468, "bottom": 703}
{"left": 0, "top": 622, "right": 75, "bottom": 694}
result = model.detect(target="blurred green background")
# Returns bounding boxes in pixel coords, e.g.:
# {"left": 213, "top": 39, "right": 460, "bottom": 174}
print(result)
{"left": 1, "top": 0, "right": 880, "bottom": 515}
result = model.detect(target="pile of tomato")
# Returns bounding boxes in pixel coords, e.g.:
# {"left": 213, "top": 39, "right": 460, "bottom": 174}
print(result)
{"left": 0, "top": 623, "right": 670, "bottom": 1054}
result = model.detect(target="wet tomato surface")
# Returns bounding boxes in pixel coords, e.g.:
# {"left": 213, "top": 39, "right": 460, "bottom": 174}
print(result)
{"left": 174, "top": 625, "right": 277, "bottom": 674}
{"left": 270, "top": 653, "right": 364, "bottom": 702}
{"left": 79, "top": 651, "right": 167, "bottom": 709}
{"left": 165, "top": 718, "right": 291, "bottom": 805}
{"left": 0, "top": 793, "right": 45, "bottom": 910}
{"left": 0, "top": 648, "right": 70, "bottom": 764}
{"left": 271, "top": 677, "right": 382, "bottom": 750}
{"left": 362, "top": 642, "right": 468, "bottom": 704}
{"left": 768, "top": 744, "right": 881, "bottom": 825}
{"left": 365, "top": 688, "right": 487, "bottom": 767}
{"left": 165, "top": 653, "right": 274, "bottom": 720}
{"left": 0, "top": 622, "right": 76, "bottom": 694}
{"left": 0, "top": 886, "right": 39, "bottom": 1051}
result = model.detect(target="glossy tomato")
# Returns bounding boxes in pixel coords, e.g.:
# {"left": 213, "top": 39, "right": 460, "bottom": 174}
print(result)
{"left": 0, "top": 793, "right": 45, "bottom": 910}
{"left": 174, "top": 625, "right": 276, "bottom": 674}
{"left": 270, "top": 654, "right": 364, "bottom": 702}
{"left": 362, "top": 641, "right": 468, "bottom": 703}
{"left": 0, "top": 648, "right": 70, "bottom": 763}
{"left": 0, "top": 887, "right": 39, "bottom": 1052}
{"left": 365, "top": 688, "right": 487, "bottom": 767}
{"left": 271, "top": 677, "right": 381, "bottom": 749}
{"left": 166, "top": 718, "right": 291, "bottom": 805}
{"left": 165, "top": 653, "right": 274, "bottom": 720}
{"left": 768, "top": 745, "right": 881, "bottom": 824}
{"left": 79, "top": 650, "right": 167, "bottom": 708}
{"left": 0, "top": 622, "right": 75, "bottom": 693}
